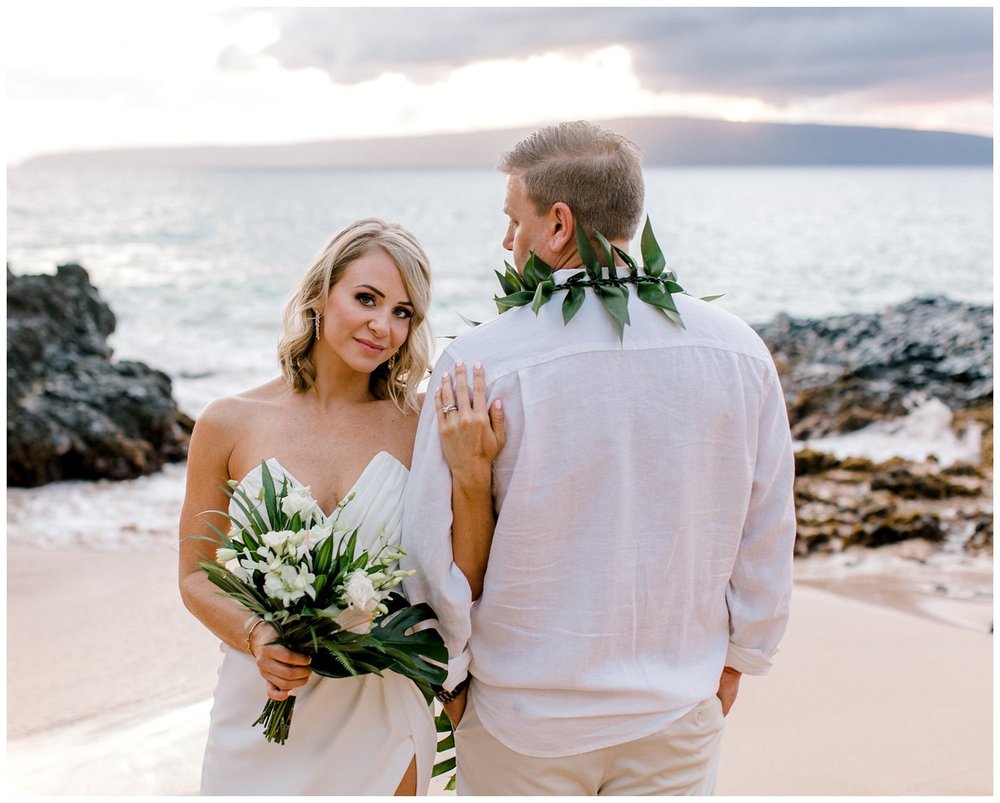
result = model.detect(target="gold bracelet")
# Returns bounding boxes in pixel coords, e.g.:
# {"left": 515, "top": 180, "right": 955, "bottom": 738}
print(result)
{"left": 246, "top": 618, "right": 266, "bottom": 658}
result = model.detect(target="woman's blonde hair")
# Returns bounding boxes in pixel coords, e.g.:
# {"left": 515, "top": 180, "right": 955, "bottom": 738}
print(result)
{"left": 278, "top": 218, "right": 433, "bottom": 412}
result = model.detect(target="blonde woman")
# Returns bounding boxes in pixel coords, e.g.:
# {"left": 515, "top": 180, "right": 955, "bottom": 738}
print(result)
{"left": 179, "top": 218, "right": 503, "bottom": 795}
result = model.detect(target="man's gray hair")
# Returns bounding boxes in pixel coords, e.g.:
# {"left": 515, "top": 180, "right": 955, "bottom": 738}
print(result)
{"left": 498, "top": 121, "right": 645, "bottom": 242}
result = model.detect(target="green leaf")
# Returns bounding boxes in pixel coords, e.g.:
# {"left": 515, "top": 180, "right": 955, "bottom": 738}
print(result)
{"left": 224, "top": 487, "right": 268, "bottom": 540}
{"left": 562, "top": 285, "right": 586, "bottom": 325}
{"left": 436, "top": 731, "right": 455, "bottom": 751}
{"left": 613, "top": 244, "right": 639, "bottom": 277}
{"left": 520, "top": 258, "right": 539, "bottom": 290}
{"left": 640, "top": 217, "right": 667, "bottom": 277}
{"left": 593, "top": 229, "right": 616, "bottom": 272}
{"left": 366, "top": 601, "right": 448, "bottom": 691}
{"left": 494, "top": 269, "right": 519, "bottom": 296}
{"left": 332, "top": 530, "right": 359, "bottom": 578}
{"left": 313, "top": 533, "right": 335, "bottom": 576}
{"left": 200, "top": 517, "right": 235, "bottom": 545}
{"left": 664, "top": 280, "right": 685, "bottom": 294}
{"left": 259, "top": 461, "right": 281, "bottom": 530}
{"left": 494, "top": 290, "right": 536, "bottom": 313}
{"left": 432, "top": 757, "right": 457, "bottom": 777}
{"left": 661, "top": 307, "right": 686, "bottom": 329}
{"left": 595, "top": 283, "right": 630, "bottom": 340}
{"left": 531, "top": 280, "right": 554, "bottom": 314}
{"left": 522, "top": 252, "right": 552, "bottom": 289}
{"left": 574, "top": 221, "right": 601, "bottom": 279}
{"left": 445, "top": 776, "right": 457, "bottom": 792}
{"left": 456, "top": 312, "right": 482, "bottom": 328}
{"left": 701, "top": 293, "right": 726, "bottom": 302}
{"left": 532, "top": 254, "right": 554, "bottom": 282}
{"left": 636, "top": 281, "right": 679, "bottom": 314}
{"left": 197, "top": 560, "right": 272, "bottom": 615}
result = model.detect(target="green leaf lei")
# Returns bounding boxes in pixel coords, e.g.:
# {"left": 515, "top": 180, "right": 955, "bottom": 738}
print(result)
{"left": 493, "top": 217, "right": 722, "bottom": 340}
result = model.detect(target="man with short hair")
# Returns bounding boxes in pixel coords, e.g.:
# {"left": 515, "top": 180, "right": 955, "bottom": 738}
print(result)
{"left": 404, "top": 120, "right": 795, "bottom": 795}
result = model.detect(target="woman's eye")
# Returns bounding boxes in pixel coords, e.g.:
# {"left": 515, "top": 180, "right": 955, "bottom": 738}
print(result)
{"left": 393, "top": 307, "right": 413, "bottom": 319}
{"left": 356, "top": 293, "right": 376, "bottom": 305}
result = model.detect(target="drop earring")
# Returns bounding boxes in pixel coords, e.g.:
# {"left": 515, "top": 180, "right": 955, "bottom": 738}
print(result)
{"left": 314, "top": 312, "right": 321, "bottom": 340}
{"left": 387, "top": 353, "right": 397, "bottom": 370}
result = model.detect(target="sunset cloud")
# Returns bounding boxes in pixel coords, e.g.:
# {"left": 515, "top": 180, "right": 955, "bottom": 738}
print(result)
{"left": 5, "top": 5, "right": 993, "bottom": 166}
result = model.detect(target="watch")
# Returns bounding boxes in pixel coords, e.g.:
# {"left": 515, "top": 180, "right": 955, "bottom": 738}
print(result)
{"left": 435, "top": 676, "right": 470, "bottom": 703}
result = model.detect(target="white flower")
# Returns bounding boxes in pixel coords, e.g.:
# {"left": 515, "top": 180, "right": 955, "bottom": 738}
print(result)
{"left": 216, "top": 546, "right": 239, "bottom": 564}
{"left": 343, "top": 570, "right": 381, "bottom": 613}
{"left": 334, "top": 491, "right": 356, "bottom": 514}
{"left": 225, "top": 557, "right": 251, "bottom": 582}
{"left": 243, "top": 547, "right": 283, "bottom": 576}
{"left": 281, "top": 486, "right": 323, "bottom": 523}
{"left": 263, "top": 563, "right": 317, "bottom": 606}
{"left": 261, "top": 529, "right": 299, "bottom": 555}
{"left": 381, "top": 544, "right": 406, "bottom": 563}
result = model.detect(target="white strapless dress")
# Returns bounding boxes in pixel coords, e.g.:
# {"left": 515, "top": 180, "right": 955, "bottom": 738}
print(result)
{"left": 200, "top": 452, "right": 436, "bottom": 796}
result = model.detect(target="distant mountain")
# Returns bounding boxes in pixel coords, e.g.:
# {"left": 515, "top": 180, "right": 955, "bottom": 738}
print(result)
{"left": 19, "top": 116, "right": 992, "bottom": 169}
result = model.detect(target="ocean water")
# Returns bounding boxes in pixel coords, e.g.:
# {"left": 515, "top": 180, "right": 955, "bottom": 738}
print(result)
{"left": 5, "top": 164, "right": 994, "bottom": 549}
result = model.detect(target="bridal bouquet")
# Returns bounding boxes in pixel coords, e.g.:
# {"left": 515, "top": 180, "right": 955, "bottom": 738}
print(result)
{"left": 197, "top": 461, "right": 447, "bottom": 744}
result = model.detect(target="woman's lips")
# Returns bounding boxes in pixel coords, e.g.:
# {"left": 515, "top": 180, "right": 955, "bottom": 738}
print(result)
{"left": 354, "top": 337, "right": 385, "bottom": 355}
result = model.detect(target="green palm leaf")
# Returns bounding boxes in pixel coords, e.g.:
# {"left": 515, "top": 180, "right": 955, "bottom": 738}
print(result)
{"left": 640, "top": 216, "right": 667, "bottom": 277}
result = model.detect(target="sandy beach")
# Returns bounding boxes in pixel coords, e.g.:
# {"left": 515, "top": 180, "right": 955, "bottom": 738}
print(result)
{"left": 5, "top": 541, "right": 993, "bottom": 796}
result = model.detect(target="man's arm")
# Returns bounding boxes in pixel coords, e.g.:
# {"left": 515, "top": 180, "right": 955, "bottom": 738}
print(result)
{"left": 725, "top": 366, "right": 797, "bottom": 678}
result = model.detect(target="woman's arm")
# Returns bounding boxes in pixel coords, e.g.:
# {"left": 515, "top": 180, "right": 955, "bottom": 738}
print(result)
{"left": 435, "top": 362, "right": 505, "bottom": 600}
{"left": 177, "top": 399, "right": 311, "bottom": 701}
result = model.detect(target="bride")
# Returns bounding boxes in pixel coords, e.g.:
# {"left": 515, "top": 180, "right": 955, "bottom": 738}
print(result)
{"left": 178, "top": 218, "right": 503, "bottom": 795}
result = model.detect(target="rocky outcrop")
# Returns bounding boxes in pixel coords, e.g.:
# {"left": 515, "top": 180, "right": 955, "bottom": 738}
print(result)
{"left": 793, "top": 448, "right": 992, "bottom": 556}
{"left": 755, "top": 298, "right": 993, "bottom": 555}
{"left": 7, "top": 264, "right": 194, "bottom": 487}
{"left": 756, "top": 297, "right": 992, "bottom": 440}
{"left": 755, "top": 297, "right": 993, "bottom": 557}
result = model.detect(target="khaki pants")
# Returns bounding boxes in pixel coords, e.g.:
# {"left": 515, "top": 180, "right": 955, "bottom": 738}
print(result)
{"left": 455, "top": 694, "right": 725, "bottom": 796}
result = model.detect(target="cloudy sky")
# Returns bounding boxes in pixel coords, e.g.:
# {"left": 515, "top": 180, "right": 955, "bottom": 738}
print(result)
{"left": 6, "top": 3, "right": 994, "bottom": 166}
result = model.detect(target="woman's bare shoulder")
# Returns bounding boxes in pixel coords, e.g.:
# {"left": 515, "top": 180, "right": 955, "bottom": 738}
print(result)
{"left": 196, "top": 379, "right": 288, "bottom": 431}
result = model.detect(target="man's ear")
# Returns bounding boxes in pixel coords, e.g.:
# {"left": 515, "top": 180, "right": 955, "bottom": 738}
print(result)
{"left": 548, "top": 202, "right": 575, "bottom": 252}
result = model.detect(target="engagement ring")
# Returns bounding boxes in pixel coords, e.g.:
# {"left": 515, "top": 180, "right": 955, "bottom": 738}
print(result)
{"left": 441, "top": 404, "right": 459, "bottom": 414}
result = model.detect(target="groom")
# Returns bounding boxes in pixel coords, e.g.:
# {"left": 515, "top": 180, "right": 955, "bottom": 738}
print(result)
{"left": 403, "top": 120, "right": 796, "bottom": 795}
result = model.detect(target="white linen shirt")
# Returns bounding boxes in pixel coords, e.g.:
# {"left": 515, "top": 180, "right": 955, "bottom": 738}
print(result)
{"left": 402, "top": 270, "right": 796, "bottom": 758}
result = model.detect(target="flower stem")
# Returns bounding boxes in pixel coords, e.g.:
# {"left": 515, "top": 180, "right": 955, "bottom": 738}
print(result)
{"left": 253, "top": 696, "right": 296, "bottom": 744}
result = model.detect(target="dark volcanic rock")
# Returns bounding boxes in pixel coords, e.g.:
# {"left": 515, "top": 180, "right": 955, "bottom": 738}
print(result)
{"left": 7, "top": 264, "right": 193, "bottom": 487}
{"left": 755, "top": 297, "right": 993, "bottom": 440}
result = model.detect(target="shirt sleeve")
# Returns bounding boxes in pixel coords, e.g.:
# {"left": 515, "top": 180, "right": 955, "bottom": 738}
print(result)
{"left": 401, "top": 351, "right": 475, "bottom": 690}
{"left": 725, "top": 364, "right": 797, "bottom": 675}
